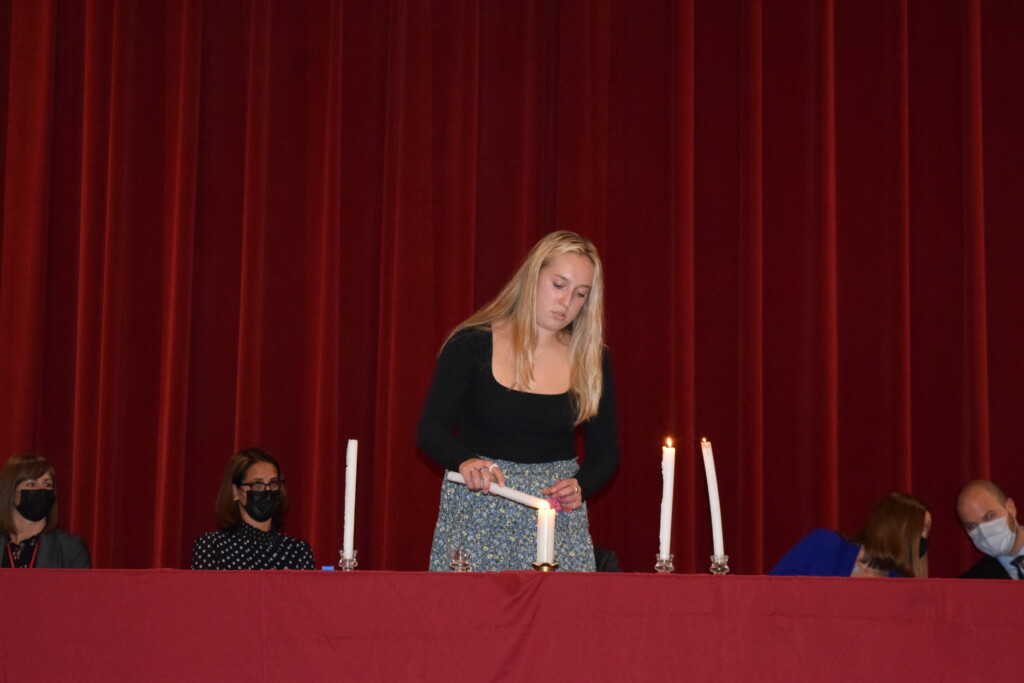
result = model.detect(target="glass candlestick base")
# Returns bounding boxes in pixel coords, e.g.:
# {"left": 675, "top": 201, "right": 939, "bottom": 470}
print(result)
{"left": 710, "top": 554, "right": 730, "bottom": 575}
{"left": 530, "top": 561, "right": 560, "bottom": 572}
{"left": 338, "top": 550, "right": 358, "bottom": 571}
{"left": 654, "top": 553, "right": 675, "bottom": 573}
{"left": 450, "top": 550, "right": 472, "bottom": 572}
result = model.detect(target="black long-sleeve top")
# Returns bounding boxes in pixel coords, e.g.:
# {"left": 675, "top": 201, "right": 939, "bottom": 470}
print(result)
{"left": 417, "top": 327, "right": 620, "bottom": 499}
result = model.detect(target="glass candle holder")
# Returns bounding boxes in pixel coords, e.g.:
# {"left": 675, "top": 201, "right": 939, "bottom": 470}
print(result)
{"left": 338, "top": 549, "right": 358, "bottom": 571}
{"left": 450, "top": 549, "right": 471, "bottom": 572}
{"left": 710, "top": 554, "right": 730, "bottom": 575}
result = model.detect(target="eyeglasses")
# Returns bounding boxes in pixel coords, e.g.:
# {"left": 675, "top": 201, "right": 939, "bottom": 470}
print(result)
{"left": 239, "top": 479, "right": 285, "bottom": 492}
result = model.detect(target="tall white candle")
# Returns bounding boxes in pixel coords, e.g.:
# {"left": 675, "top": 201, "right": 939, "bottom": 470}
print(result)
{"left": 659, "top": 438, "right": 675, "bottom": 557}
{"left": 343, "top": 439, "right": 358, "bottom": 560}
{"left": 536, "top": 507, "right": 556, "bottom": 564}
{"left": 701, "top": 437, "right": 725, "bottom": 557}
{"left": 544, "top": 508, "right": 555, "bottom": 563}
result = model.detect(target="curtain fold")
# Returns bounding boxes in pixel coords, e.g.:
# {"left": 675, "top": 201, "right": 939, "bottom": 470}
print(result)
{"left": 736, "top": 0, "right": 764, "bottom": 574}
{"left": 151, "top": 0, "right": 201, "bottom": 567}
{"left": 665, "top": 0, "right": 696, "bottom": 572}
{"left": 233, "top": 0, "right": 269, "bottom": 444}
{"left": 961, "top": 0, "right": 990, "bottom": 473}
{"left": 1, "top": 0, "right": 1022, "bottom": 576}
{"left": 0, "top": 0, "right": 56, "bottom": 455}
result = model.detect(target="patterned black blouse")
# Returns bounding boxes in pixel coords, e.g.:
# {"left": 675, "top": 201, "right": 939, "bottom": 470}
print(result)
{"left": 191, "top": 522, "right": 315, "bottom": 570}
{"left": 2, "top": 534, "right": 40, "bottom": 568}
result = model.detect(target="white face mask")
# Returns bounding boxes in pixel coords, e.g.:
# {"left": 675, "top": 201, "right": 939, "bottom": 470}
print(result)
{"left": 968, "top": 515, "right": 1019, "bottom": 557}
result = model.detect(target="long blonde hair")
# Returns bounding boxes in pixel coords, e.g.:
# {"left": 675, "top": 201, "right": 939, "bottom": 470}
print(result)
{"left": 446, "top": 231, "right": 606, "bottom": 425}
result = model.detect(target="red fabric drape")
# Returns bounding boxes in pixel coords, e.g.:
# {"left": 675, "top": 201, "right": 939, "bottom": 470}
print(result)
{"left": 2, "top": 571, "right": 1022, "bottom": 679}
{"left": 1, "top": 0, "right": 1022, "bottom": 577}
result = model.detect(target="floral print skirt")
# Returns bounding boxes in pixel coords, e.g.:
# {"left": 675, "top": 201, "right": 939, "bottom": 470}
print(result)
{"left": 428, "top": 457, "right": 596, "bottom": 572}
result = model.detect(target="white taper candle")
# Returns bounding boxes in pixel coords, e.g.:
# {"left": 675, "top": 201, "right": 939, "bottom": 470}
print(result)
{"left": 343, "top": 439, "right": 358, "bottom": 560}
{"left": 536, "top": 507, "right": 556, "bottom": 564}
{"left": 659, "top": 438, "right": 676, "bottom": 557}
{"left": 445, "top": 471, "right": 550, "bottom": 510}
{"left": 701, "top": 437, "right": 725, "bottom": 557}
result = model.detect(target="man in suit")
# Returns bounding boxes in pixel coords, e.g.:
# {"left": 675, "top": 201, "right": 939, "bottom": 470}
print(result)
{"left": 956, "top": 479, "right": 1023, "bottom": 579}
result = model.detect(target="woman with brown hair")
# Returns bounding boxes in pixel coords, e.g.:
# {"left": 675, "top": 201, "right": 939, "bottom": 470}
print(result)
{"left": 191, "top": 447, "right": 314, "bottom": 570}
{"left": 770, "top": 492, "right": 931, "bottom": 578}
{"left": 0, "top": 453, "right": 91, "bottom": 569}
{"left": 418, "top": 231, "right": 620, "bottom": 572}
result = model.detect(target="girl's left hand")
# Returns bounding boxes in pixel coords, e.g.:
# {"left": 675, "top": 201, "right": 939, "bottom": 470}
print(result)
{"left": 542, "top": 478, "right": 583, "bottom": 512}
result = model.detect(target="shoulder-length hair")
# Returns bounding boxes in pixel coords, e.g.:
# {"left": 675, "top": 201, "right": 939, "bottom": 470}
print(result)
{"left": 214, "top": 447, "right": 289, "bottom": 530}
{"left": 852, "top": 492, "right": 930, "bottom": 578}
{"left": 0, "top": 454, "right": 59, "bottom": 536}
{"left": 446, "top": 230, "right": 606, "bottom": 426}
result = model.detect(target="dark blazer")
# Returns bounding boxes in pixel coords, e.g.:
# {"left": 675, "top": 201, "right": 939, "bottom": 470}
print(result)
{"left": 2, "top": 528, "right": 91, "bottom": 568}
{"left": 959, "top": 554, "right": 1011, "bottom": 579}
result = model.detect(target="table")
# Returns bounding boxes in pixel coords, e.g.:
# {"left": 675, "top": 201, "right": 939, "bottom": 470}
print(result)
{"left": 2, "top": 569, "right": 1016, "bottom": 680}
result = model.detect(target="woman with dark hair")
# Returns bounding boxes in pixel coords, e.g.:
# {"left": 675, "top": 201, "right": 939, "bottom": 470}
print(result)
{"left": 418, "top": 231, "right": 620, "bottom": 571}
{"left": 0, "top": 453, "right": 91, "bottom": 569}
{"left": 770, "top": 492, "right": 931, "bottom": 578}
{"left": 191, "top": 447, "right": 314, "bottom": 570}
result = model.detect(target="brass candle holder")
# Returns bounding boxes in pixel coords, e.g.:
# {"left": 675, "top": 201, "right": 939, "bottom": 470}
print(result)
{"left": 530, "top": 561, "right": 560, "bottom": 572}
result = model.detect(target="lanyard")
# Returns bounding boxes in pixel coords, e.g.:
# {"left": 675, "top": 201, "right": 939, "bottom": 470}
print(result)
{"left": 5, "top": 539, "right": 40, "bottom": 569}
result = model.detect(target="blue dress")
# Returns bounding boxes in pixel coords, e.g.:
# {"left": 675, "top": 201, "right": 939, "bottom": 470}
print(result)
{"left": 769, "top": 529, "right": 860, "bottom": 577}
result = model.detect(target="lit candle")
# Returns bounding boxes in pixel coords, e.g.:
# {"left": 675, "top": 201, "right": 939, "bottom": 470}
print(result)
{"left": 659, "top": 438, "right": 675, "bottom": 557}
{"left": 701, "top": 437, "right": 725, "bottom": 557}
{"left": 544, "top": 508, "right": 555, "bottom": 563}
{"left": 536, "top": 507, "right": 556, "bottom": 564}
{"left": 343, "top": 439, "right": 358, "bottom": 560}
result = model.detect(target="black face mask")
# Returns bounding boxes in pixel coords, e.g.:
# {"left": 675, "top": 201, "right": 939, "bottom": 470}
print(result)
{"left": 243, "top": 490, "right": 282, "bottom": 523}
{"left": 16, "top": 488, "right": 56, "bottom": 523}
{"left": 918, "top": 536, "right": 929, "bottom": 558}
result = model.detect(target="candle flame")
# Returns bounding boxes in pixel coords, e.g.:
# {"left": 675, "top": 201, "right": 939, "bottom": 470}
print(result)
{"left": 701, "top": 437, "right": 709, "bottom": 444}
{"left": 666, "top": 437, "right": 673, "bottom": 448}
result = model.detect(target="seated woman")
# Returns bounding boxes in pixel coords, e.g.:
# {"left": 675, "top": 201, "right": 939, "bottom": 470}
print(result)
{"left": 0, "top": 453, "right": 91, "bottom": 568}
{"left": 191, "top": 447, "right": 314, "bottom": 570}
{"left": 770, "top": 492, "right": 931, "bottom": 578}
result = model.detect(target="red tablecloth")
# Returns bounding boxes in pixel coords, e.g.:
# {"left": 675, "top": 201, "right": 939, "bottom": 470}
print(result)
{"left": 2, "top": 569, "right": 1016, "bottom": 680}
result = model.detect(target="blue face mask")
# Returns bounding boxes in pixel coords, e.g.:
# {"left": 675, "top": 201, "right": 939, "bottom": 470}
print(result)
{"left": 16, "top": 488, "right": 56, "bottom": 523}
{"left": 969, "top": 516, "right": 1018, "bottom": 557}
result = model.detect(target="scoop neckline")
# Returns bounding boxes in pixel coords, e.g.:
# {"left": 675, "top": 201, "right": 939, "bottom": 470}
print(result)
{"left": 486, "top": 330, "right": 570, "bottom": 397}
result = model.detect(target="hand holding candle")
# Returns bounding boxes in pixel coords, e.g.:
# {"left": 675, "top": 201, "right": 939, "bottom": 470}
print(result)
{"left": 700, "top": 437, "right": 725, "bottom": 558}
{"left": 446, "top": 471, "right": 556, "bottom": 565}
{"left": 343, "top": 439, "right": 358, "bottom": 560}
{"left": 659, "top": 438, "right": 676, "bottom": 558}
{"left": 445, "top": 471, "right": 549, "bottom": 509}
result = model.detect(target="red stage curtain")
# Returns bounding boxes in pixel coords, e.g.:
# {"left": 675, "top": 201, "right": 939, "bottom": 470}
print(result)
{"left": 1, "top": 0, "right": 1022, "bottom": 576}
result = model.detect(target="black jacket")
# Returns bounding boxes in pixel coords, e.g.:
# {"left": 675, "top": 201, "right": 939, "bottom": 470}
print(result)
{"left": 959, "top": 554, "right": 1012, "bottom": 579}
{"left": 2, "top": 528, "right": 91, "bottom": 568}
